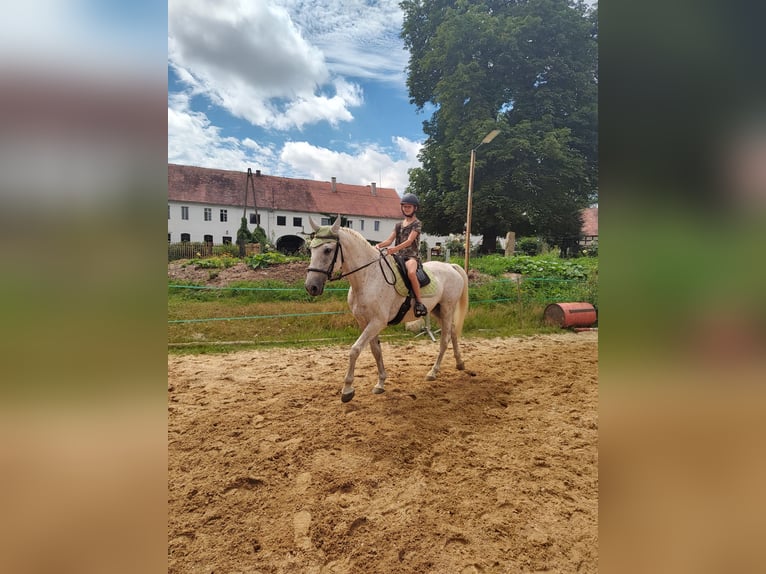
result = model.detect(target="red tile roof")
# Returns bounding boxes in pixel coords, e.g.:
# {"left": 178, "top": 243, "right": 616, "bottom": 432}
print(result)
{"left": 168, "top": 163, "right": 402, "bottom": 219}
{"left": 581, "top": 206, "right": 598, "bottom": 236}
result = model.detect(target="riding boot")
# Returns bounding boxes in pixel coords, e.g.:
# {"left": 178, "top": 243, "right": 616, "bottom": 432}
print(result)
{"left": 414, "top": 300, "right": 427, "bottom": 317}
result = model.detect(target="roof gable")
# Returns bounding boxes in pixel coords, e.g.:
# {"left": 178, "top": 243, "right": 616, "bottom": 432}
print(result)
{"left": 168, "top": 163, "right": 402, "bottom": 219}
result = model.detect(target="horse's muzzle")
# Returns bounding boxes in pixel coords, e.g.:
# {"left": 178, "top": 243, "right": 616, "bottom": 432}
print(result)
{"left": 305, "top": 280, "right": 324, "bottom": 297}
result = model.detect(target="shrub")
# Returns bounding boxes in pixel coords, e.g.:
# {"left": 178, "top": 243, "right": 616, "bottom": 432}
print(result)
{"left": 212, "top": 244, "right": 240, "bottom": 258}
{"left": 472, "top": 253, "right": 596, "bottom": 281}
{"left": 517, "top": 237, "right": 541, "bottom": 256}
{"left": 188, "top": 256, "right": 238, "bottom": 269}
{"left": 245, "top": 252, "right": 302, "bottom": 269}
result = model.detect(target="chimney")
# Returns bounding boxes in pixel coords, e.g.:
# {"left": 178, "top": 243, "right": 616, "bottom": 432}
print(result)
{"left": 331, "top": 177, "right": 337, "bottom": 192}
{"left": 255, "top": 169, "right": 261, "bottom": 176}
{"left": 371, "top": 182, "right": 376, "bottom": 196}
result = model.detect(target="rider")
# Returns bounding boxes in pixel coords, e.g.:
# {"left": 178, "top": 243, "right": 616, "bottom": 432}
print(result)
{"left": 375, "top": 193, "right": 427, "bottom": 317}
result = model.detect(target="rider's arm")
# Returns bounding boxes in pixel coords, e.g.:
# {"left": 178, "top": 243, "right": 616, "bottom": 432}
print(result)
{"left": 387, "top": 230, "right": 419, "bottom": 254}
{"left": 376, "top": 229, "right": 397, "bottom": 249}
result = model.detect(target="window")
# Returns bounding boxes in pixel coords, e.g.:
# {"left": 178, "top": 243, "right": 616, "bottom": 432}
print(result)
{"left": 321, "top": 217, "right": 331, "bottom": 225}
{"left": 346, "top": 220, "right": 353, "bottom": 229}
{"left": 293, "top": 217, "right": 302, "bottom": 227}
{"left": 168, "top": 205, "right": 170, "bottom": 220}
{"left": 181, "top": 233, "right": 190, "bottom": 242}
{"left": 181, "top": 206, "right": 189, "bottom": 220}
{"left": 168, "top": 233, "right": 171, "bottom": 242}
{"left": 220, "top": 209, "right": 228, "bottom": 222}
{"left": 204, "top": 208, "right": 211, "bottom": 221}
{"left": 204, "top": 234, "right": 213, "bottom": 244}
{"left": 374, "top": 220, "right": 380, "bottom": 232}
{"left": 249, "top": 213, "right": 260, "bottom": 225}
{"left": 277, "top": 215, "right": 286, "bottom": 226}
{"left": 222, "top": 236, "right": 232, "bottom": 245}
{"left": 359, "top": 220, "right": 365, "bottom": 231}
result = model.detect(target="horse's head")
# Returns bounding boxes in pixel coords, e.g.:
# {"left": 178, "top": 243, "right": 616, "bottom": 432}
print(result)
{"left": 305, "top": 216, "right": 342, "bottom": 296}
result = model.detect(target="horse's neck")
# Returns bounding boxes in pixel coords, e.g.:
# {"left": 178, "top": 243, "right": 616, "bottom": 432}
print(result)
{"left": 339, "top": 231, "right": 379, "bottom": 285}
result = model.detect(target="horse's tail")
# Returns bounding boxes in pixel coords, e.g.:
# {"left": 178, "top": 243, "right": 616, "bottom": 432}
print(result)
{"left": 451, "top": 264, "right": 469, "bottom": 337}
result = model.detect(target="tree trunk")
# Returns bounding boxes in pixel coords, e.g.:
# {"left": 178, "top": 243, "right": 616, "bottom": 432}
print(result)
{"left": 479, "top": 224, "right": 501, "bottom": 254}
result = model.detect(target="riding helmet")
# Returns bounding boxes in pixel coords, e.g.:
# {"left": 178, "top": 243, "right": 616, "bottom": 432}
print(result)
{"left": 400, "top": 193, "right": 420, "bottom": 207}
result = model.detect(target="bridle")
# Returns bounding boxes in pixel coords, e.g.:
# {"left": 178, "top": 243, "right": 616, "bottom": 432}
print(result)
{"left": 307, "top": 234, "right": 344, "bottom": 280}
{"left": 307, "top": 233, "right": 396, "bottom": 284}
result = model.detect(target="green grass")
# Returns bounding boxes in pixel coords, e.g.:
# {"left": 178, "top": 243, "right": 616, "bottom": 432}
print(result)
{"left": 168, "top": 254, "right": 598, "bottom": 353}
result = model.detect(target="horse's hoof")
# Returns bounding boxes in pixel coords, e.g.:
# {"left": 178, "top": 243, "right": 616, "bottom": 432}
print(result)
{"left": 341, "top": 390, "right": 355, "bottom": 403}
{"left": 372, "top": 386, "right": 385, "bottom": 395}
{"left": 456, "top": 362, "right": 465, "bottom": 371}
{"left": 425, "top": 373, "right": 436, "bottom": 381}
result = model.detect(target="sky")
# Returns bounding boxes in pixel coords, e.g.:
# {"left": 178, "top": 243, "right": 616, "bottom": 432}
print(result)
{"left": 168, "top": 0, "right": 431, "bottom": 196}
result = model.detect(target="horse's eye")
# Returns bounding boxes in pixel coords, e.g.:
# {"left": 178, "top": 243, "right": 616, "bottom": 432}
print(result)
{"left": 324, "top": 246, "right": 332, "bottom": 254}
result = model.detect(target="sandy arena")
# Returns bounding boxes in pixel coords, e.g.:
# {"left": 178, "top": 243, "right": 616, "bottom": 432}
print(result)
{"left": 168, "top": 332, "right": 598, "bottom": 573}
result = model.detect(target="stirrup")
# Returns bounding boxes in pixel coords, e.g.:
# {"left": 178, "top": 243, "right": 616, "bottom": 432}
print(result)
{"left": 414, "top": 301, "right": 427, "bottom": 317}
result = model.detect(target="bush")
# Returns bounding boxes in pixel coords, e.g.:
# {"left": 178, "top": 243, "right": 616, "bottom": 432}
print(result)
{"left": 212, "top": 244, "right": 240, "bottom": 258}
{"left": 517, "top": 237, "right": 541, "bottom": 256}
{"left": 472, "top": 253, "right": 596, "bottom": 280}
{"left": 245, "top": 252, "right": 302, "bottom": 269}
{"left": 188, "top": 256, "right": 238, "bottom": 269}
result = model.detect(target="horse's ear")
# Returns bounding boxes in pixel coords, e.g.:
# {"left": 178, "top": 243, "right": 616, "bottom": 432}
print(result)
{"left": 331, "top": 215, "right": 341, "bottom": 235}
{"left": 309, "top": 217, "right": 320, "bottom": 232}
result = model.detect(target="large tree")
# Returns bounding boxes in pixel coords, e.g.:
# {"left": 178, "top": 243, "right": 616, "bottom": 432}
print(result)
{"left": 401, "top": 0, "right": 597, "bottom": 253}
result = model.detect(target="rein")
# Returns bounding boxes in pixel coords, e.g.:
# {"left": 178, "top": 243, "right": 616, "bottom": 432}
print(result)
{"left": 308, "top": 236, "right": 397, "bottom": 284}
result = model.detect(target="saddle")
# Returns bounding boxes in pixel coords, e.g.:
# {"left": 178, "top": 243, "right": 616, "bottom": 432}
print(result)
{"left": 392, "top": 254, "right": 430, "bottom": 291}
{"left": 388, "top": 255, "right": 431, "bottom": 326}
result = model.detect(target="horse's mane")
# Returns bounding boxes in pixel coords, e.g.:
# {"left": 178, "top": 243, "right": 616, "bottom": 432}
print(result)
{"left": 339, "top": 227, "right": 377, "bottom": 254}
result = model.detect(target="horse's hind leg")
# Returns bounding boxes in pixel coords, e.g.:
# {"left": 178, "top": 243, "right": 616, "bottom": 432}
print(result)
{"left": 451, "top": 325, "right": 465, "bottom": 371}
{"left": 426, "top": 309, "right": 452, "bottom": 381}
{"left": 450, "top": 318, "right": 465, "bottom": 371}
{"left": 369, "top": 335, "right": 387, "bottom": 394}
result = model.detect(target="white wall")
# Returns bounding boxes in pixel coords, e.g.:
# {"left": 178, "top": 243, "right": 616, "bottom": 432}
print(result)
{"left": 168, "top": 201, "right": 399, "bottom": 245}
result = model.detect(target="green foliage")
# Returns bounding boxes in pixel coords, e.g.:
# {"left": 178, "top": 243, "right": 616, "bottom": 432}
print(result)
{"left": 517, "top": 237, "right": 542, "bottom": 256}
{"left": 169, "top": 250, "right": 598, "bottom": 353}
{"left": 236, "top": 217, "right": 252, "bottom": 244}
{"left": 212, "top": 244, "right": 240, "bottom": 258}
{"left": 251, "top": 225, "right": 268, "bottom": 245}
{"left": 401, "top": 0, "right": 598, "bottom": 246}
{"left": 187, "top": 255, "right": 238, "bottom": 269}
{"left": 471, "top": 253, "right": 597, "bottom": 281}
{"left": 245, "top": 252, "right": 302, "bottom": 269}
{"left": 419, "top": 240, "right": 429, "bottom": 259}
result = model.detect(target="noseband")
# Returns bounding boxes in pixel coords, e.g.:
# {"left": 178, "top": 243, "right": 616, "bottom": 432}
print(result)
{"left": 307, "top": 235, "right": 343, "bottom": 280}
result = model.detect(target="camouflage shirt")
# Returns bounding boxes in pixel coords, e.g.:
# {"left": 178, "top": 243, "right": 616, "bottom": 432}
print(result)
{"left": 394, "top": 220, "right": 422, "bottom": 260}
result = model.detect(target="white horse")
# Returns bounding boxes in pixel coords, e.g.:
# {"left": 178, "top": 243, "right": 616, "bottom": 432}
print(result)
{"left": 305, "top": 217, "right": 469, "bottom": 402}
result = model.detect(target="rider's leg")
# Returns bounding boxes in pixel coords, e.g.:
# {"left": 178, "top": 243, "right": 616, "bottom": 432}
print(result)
{"left": 406, "top": 259, "right": 427, "bottom": 316}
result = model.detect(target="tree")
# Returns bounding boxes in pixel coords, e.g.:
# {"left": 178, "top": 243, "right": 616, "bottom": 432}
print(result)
{"left": 401, "top": 0, "right": 597, "bottom": 254}
{"left": 236, "top": 217, "right": 252, "bottom": 257}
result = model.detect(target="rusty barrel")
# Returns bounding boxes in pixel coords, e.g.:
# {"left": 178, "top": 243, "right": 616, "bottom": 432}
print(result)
{"left": 543, "top": 302, "right": 597, "bottom": 328}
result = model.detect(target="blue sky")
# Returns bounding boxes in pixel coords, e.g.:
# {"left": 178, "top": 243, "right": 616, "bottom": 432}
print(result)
{"left": 168, "top": 0, "right": 433, "bottom": 195}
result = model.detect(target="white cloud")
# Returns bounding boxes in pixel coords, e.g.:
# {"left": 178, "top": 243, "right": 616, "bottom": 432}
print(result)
{"left": 280, "top": 138, "right": 421, "bottom": 194}
{"left": 168, "top": 0, "right": 368, "bottom": 130}
{"left": 168, "top": 1, "right": 423, "bottom": 191}
{"left": 169, "top": 92, "right": 422, "bottom": 191}
{"left": 277, "top": 0, "right": 408, "bottom": 84}
{"left": 168, "top": 93, "right": 275, "bottom": 171}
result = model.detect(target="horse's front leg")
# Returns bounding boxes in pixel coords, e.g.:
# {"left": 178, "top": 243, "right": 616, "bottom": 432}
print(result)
{"left": 342, "top": 321, "right": 385, "bottom": 402}
{"left": 369, "top": 335, "right": 387, "bottom": 394}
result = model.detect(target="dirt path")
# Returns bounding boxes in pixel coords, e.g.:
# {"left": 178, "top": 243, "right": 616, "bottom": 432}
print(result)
{"left": 168, "top": 332, "right": 598, "bottom": 573}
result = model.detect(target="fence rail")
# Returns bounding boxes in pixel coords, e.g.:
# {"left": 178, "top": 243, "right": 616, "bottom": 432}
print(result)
{"left": 168, "top": 242, "right": 263, "bottom": 261}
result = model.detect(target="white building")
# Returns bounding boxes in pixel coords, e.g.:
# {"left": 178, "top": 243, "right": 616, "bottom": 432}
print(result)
{"left": 168, "top": 164, "right": 404, "bottom": 253}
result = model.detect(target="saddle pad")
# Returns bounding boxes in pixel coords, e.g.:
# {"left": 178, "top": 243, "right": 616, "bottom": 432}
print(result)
{"left": 391, "top": 260, "right": 439, "bottom": 298}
